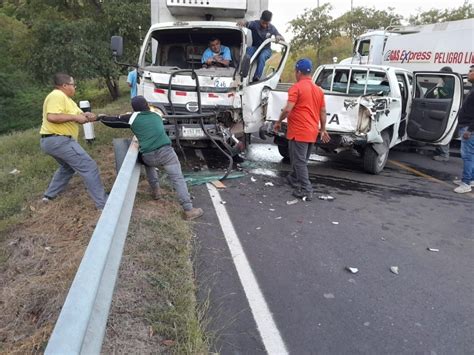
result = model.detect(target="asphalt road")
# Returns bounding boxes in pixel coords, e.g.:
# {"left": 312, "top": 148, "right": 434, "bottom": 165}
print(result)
{"left": 188, "top": 142, "right": 473, "bottom": 354}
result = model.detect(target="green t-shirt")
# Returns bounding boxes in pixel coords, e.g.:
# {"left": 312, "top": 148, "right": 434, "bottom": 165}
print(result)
{"left": 130, "top": 111, "right": 171, "bottom": 153}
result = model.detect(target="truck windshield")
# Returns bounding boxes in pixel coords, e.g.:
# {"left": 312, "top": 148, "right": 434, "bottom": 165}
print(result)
{"left": 142, "top": 27, "right": 242, "bottom": 75}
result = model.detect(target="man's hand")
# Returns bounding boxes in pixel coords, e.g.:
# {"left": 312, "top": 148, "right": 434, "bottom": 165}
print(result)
{"left": 320, "top": 129, "right": 331, "bottom": 143}
{"left": 273, "top": 121, "right": 281, "bottom": 133}
{"left": 463, "top": 130, "right": 472, "bottom": 140}
{"left": 275, "top": 35, "right": 285, "bottom": 43}
{"left": 236, "top": 19, "right": 246, "bottom": 27}
{"left": 75, "top": 114, "right": 88, "bottom": 124}
{"left": 206, "top": 58, "right": 214, "bottom": 65}
{"left": 85, "top": 112, "right": 97, "bottom": 122}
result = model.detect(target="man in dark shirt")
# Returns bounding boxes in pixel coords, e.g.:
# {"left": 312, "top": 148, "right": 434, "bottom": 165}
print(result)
{"left": 453, "top": 65, "right": 474, "bottom": 194}
{"left": 237, "top": 10, "right": 284, "bottom": 81}
{"left": 99, "top": 96, "right": 204, "bottom": 219}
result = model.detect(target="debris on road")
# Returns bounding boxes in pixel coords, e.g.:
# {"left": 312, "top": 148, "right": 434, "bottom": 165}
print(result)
{"left": 264, "top": 182, "right": 274, "bottom": 187}
{"left": 323, "top": 293, "right": 335, "bottom": 299}
{"left": 251, "top": 176, "right": 257, "bottom": 182}
{"left": 220, "top": 200, "right": 227, "bottom": 205}
{"left": 318, "top": 195, "right": 335, "bottom": 201}
{"left": 211, "top": 180, "right": 226, "bottom": 189}
{"left": 346, "top": 267, "right": 359, "bottom": 274}
{"left": 256, "top": 227, "right": 261, "bottom": 230}
{"left": 390, "top": 266, "right": 399, "bottom": 275}
{"left": 332, "top": 221, "right": 339, "bottom": 225}
{"left": 275, "top": 216, "right": 282, "bottom": 220}
{"left": 269, "top": 208, "right": 276, "bottom": 211}
{"left": 427, "top": 248, "right": 440, "bottom": 252}
{"left": 286, "top": 199, "right": 298, "bottom": 205}
{"left": 9, "top": 168, "right": 20, "bottom": 175}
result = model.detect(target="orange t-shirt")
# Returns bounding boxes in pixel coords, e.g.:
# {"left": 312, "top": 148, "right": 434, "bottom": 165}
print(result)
{"left": 286, "top": 76, "right": 326, "bottom": 143}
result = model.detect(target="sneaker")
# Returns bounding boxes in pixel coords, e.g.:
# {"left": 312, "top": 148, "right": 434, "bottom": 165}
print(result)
{"left": 453, "top": 179, "right": 474, "bottom": 187}
{"left": 151, "top": 186, "right": 161, "bottom": 200}
{"left": 41, "top": 196, "right": 52, "bottom": 203}
{"left": 454, "top": 183, "right": 472, "bottom": 194}
{"left": 433, "top": 155, "right": 449, "bottom": 162}
{"left": 292, "top": 189, "right": 313, "bottom": 201}
{"left": 184, "top": 207, "right": 204, "bottom": 221}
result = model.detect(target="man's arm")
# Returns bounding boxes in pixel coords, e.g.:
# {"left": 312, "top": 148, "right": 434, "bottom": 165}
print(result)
{"left": 273, "top": 101, "right": 295, "bottom": 132}
{"left": 98, "top": 113, "right": 133, "bottom": 129}
{"left": 47, "top": 113, "right": 88, "bottom": 124}
{"left": 270, "top": 24, "right": 285, "bottom": 42}
{"left": 319, "top": 106, "right": 330, "bottom": 143}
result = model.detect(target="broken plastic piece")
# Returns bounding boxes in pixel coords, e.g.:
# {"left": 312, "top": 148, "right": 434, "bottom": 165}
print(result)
{"left": 346, "top": 267, "right": 359, "bottom": 274}
{"left": 220, "top": 200, "right": 227, "bottom": 205}
{"left": 427, "top": 248, "right": 439, "bottom": 252}
{"left": 286, "top": 199, "right": 298, "bottom": 205}
{"left": 264, "top": 182, "right": 274, "bottom": 187}
{"left": 390, "top": 266, "right": 399, "bottom": 275}
{"left": 251, "top": 176, "right": 257, "bottom": 182}
{"left": 9, "top": 168, "right": 20, "bottom": 175}
{"left": 275, "top": 216, "right": 282, "bottom": 220}
{"left": 332, "top": 221, "right": 339, "bottom": 225}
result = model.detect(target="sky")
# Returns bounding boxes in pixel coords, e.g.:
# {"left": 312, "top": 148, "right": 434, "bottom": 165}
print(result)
{"left": 268, "top": 0, "right": 471, "bottom": 39}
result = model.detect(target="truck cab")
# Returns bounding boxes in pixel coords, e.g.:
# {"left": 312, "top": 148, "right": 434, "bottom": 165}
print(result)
{"left": 112, "top": 0, "right": 289, "bottom": 156}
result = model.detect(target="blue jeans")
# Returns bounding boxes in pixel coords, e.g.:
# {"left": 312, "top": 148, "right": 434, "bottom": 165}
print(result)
{"left": 460, "top": 126, "right": 474, "bottom": 184}
{"left": 246, "top": 46, "right": 272, "bottom": 80}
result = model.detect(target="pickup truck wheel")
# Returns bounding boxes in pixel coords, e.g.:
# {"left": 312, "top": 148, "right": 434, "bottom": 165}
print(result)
{"left": 363, "top": 132, "right": 390, "bottom": 174}
{"left": 278, "top": 144, "right": 290, "bottom": 159}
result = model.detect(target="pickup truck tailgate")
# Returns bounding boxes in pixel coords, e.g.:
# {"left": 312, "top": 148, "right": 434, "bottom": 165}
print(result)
{"left": 267, "top": 91, "right": 359, "bottom": 133}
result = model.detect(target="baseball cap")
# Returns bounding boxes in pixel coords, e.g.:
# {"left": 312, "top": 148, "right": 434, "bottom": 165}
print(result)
{"left": 131, "top": 95, "right": 150, "bottom": 112}
{"left": 295, "top": 58, "right": 312, "bottom": 74}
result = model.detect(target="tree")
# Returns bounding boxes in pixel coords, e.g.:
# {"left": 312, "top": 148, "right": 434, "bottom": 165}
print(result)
{"left": 408, "top": 1, "right": 474, "bottom": 24}
{"left": 288, "top": 3, "right": 338, "bottom": 67}
{"left": 335, "top": 7, "right": 403, "bottom": 39}
{"left": 6, "top": 0, "right": 150, "bottom": 100}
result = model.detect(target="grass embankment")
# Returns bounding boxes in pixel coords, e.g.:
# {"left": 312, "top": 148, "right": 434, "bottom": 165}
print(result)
{"left": 0, "top": 95, "right": 208, "bottom": 353}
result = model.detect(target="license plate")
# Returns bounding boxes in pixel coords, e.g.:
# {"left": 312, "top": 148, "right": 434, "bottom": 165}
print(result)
{"left": 182, "top": 127, "right": 205, "bottom": 138}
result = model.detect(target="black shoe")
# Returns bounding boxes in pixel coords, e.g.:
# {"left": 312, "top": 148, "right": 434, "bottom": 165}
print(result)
{"left": 292, "top": 189, "right": 313, "bottom": 201}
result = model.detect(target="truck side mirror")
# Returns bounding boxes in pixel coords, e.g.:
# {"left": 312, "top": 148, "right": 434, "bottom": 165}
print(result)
{"left": 239, "top": 54, "right": 251, "bottom": 78}
{"left": 111, "top": 36, "right": 123, "bottom": 57}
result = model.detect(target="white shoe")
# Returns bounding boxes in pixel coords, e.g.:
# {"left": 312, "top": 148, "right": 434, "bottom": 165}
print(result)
{"left": 453, "top": 179, "right": 474, "bottom": 187}
{"left": 454, "top": 183, "right": 472, "bottom": 194}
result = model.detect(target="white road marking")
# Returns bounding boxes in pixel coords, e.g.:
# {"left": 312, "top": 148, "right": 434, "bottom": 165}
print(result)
{"left": 206, "top": 183, "right": 289, "bottom": 355}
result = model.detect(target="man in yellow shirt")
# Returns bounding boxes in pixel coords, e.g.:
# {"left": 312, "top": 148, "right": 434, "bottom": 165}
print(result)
{"left": 40, "top": 73, "right": 107, "bottom": 209}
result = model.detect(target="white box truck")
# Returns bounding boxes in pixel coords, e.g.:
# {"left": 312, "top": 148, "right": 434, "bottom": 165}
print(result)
{"left": 111, "top": 0, "right": 289, "bottom": 160}
{"left": 349, "top": 18, "right": 474, "bottom": 74}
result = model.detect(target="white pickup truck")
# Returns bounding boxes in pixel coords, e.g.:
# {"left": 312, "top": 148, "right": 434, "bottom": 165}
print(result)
{"left": 262, "top": 64, "right": 464, "bottom": 174}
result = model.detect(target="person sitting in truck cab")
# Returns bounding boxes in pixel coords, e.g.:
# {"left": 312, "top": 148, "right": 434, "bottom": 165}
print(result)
{"left": 237, "top": 10, "right": 284, "bottom": 81}
{"left": 201, "top": 37, "right": 231, "bottom": 68}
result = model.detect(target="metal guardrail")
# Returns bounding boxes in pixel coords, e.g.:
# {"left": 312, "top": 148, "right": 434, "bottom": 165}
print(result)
{"left": 45, "top": 138, "right": 141, "bottom": 355}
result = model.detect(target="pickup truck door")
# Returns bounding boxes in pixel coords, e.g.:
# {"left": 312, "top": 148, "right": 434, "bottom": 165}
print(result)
{"left": 241, "top": 38, "right": 290, "bottom": 133}
{"left": 406, "top": 72, "right": 463, "bottom": 144}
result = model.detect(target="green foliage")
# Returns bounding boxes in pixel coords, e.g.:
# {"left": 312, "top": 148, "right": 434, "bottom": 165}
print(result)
{"left": 289, "top": 3, "right": 337, "bottom": 66}
{"left": 408, "top": 1, "right": 474, "bottom": 25}
{"left": 335, "top": 6, "right": 403, "bottom": 39}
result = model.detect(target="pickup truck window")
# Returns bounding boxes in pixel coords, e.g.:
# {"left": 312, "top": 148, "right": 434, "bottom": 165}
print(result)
{"left": 417, "top": 75, "right": 455, "bottom": 99}
{"left": 316, "top": 68, "right": 390, "bottom": 96}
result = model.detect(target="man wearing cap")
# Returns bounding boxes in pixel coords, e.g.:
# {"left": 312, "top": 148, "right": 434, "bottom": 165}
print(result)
{"left": 237, "top": 10, "right": 284, "bottom": 81}
{"left": 274, "top": 59, "right": 330, "bottom": 201}
{"left": 98, "top": 96, "right": 204, "bottom": 220}
{"left": 40, "top": 73, "right": 108, "bottom": 210}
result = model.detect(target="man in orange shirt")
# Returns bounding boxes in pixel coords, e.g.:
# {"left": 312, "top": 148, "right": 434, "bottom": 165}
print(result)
{"left": 274, "top": 58, "right": 330, "bottom": 201}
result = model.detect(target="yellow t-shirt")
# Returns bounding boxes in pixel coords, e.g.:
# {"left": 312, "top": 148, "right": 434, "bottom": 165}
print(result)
{"left": 39, "top": 89, "right": 83, "bottom": 140}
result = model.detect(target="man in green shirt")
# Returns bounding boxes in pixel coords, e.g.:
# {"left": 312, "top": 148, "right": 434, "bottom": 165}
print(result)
{"left": 99, "top": 96, "right": 203, "bottom": 220}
